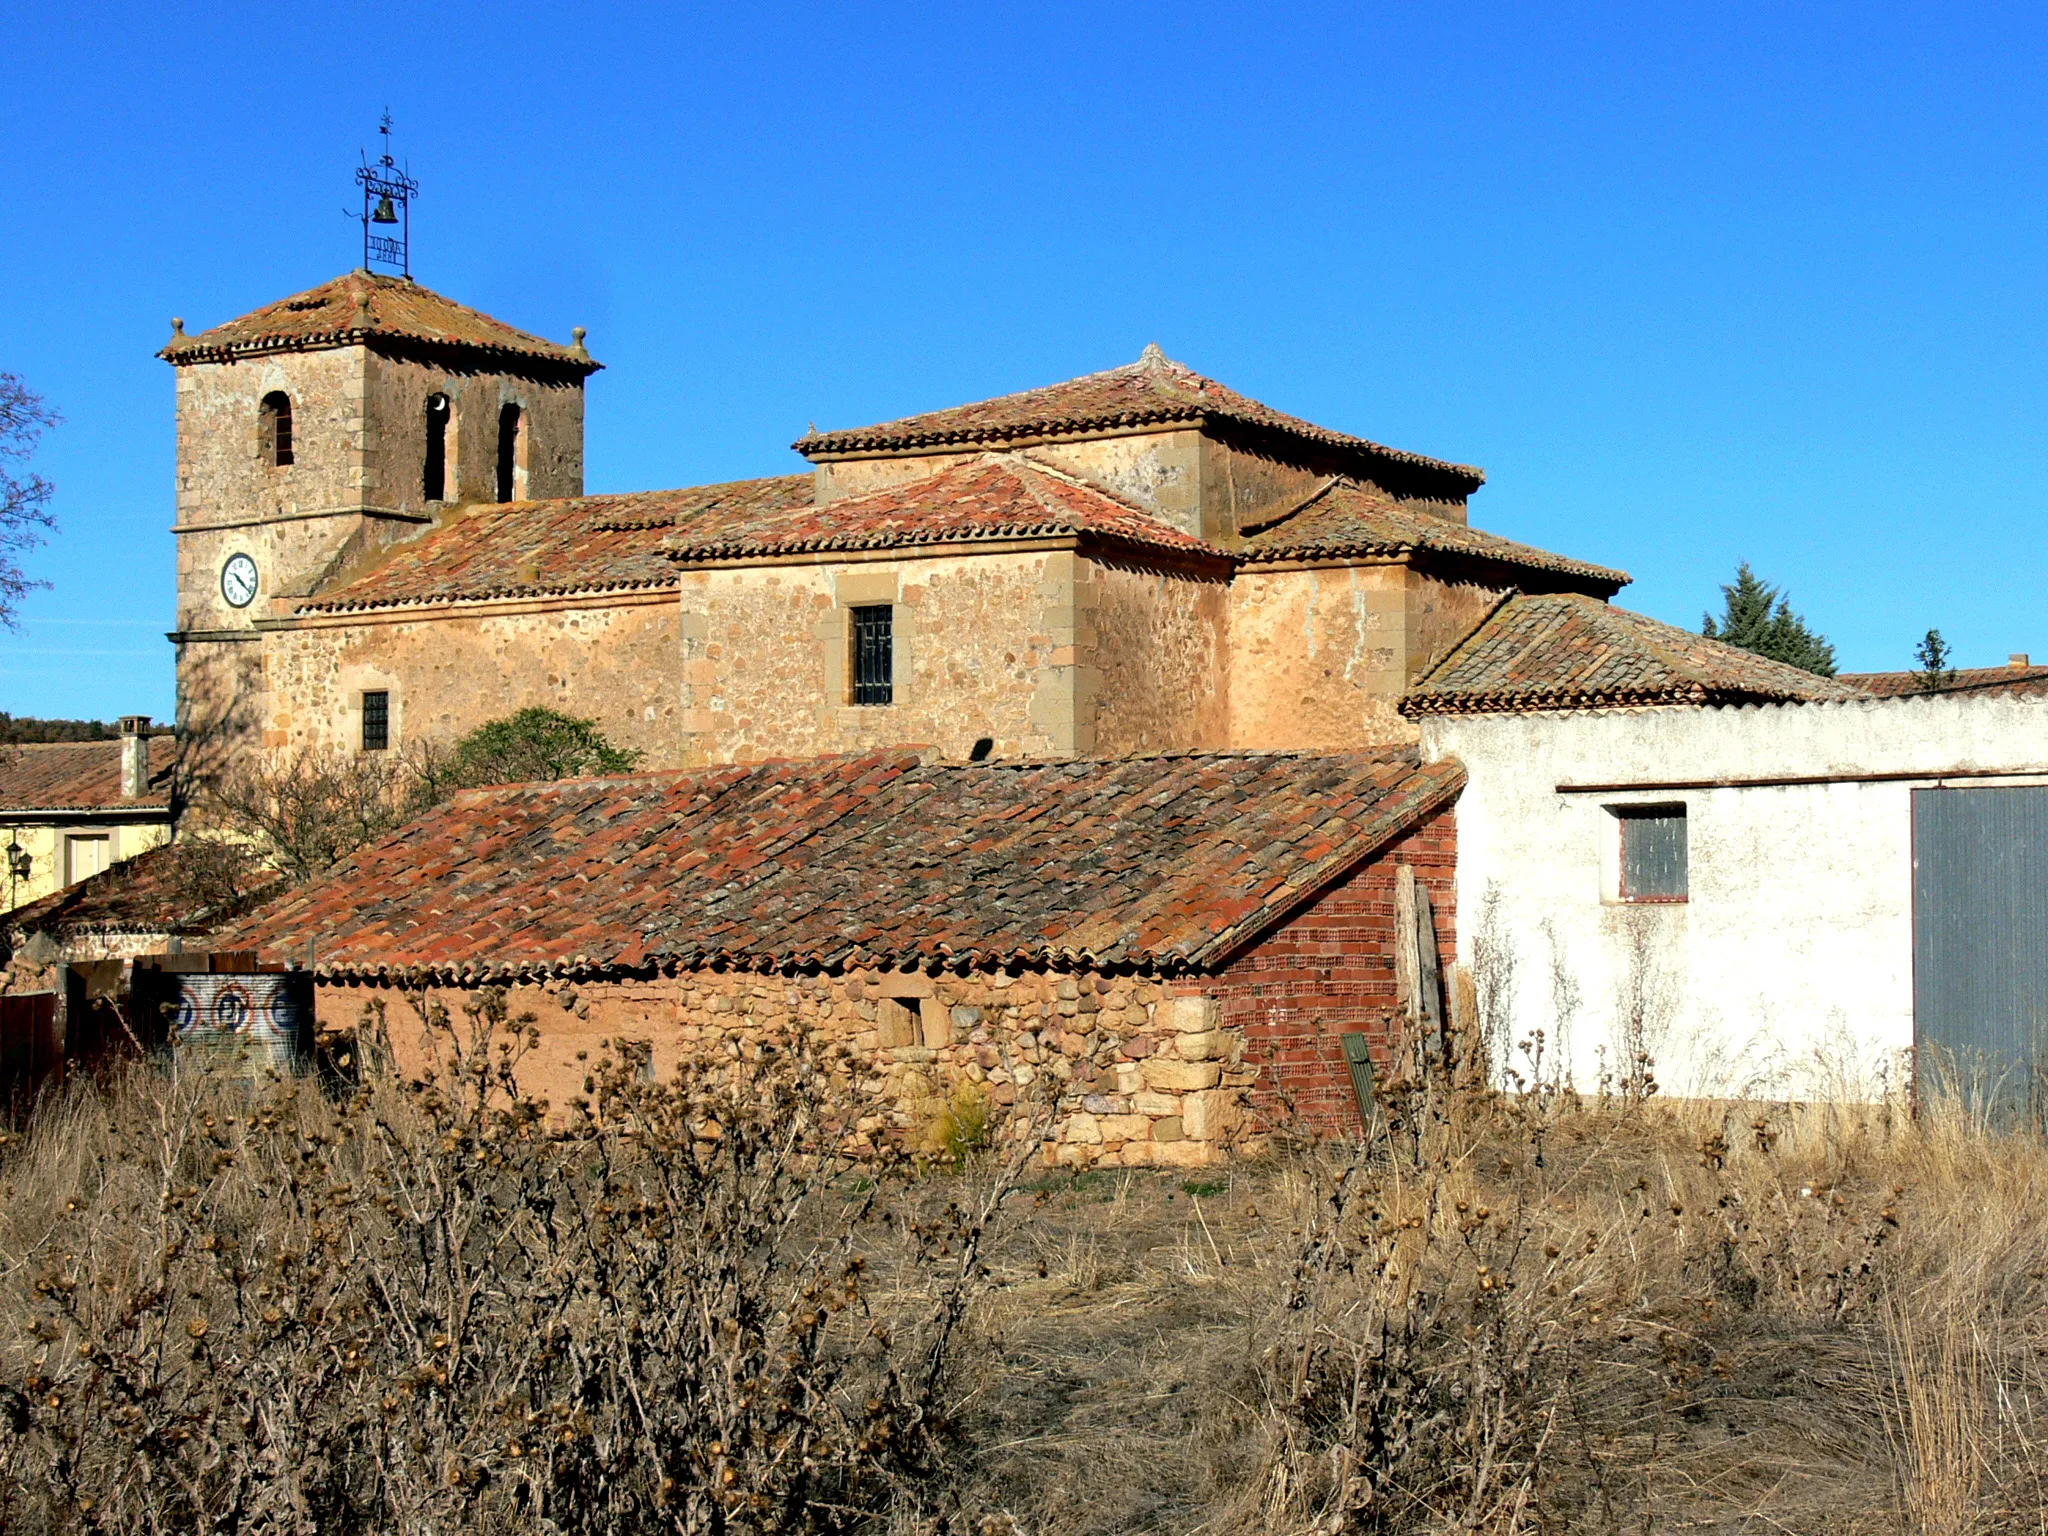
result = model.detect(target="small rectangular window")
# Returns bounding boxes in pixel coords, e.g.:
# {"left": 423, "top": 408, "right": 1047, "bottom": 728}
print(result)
{"left": 361, "top": 691, "right": 390, "bottom": 752}
{"left": 850, "top": 605, "right": 894, "bottom": 706}
{"left": 1617, "top": 805, "right": 1688, "bottom": 902}
{"left": 65, "top": 834, "right": 111, "bottom": 885}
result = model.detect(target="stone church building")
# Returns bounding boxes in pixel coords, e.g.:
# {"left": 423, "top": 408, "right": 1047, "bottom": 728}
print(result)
{"left": 164, "top": 270, "right": 1626, "bottom": 769}
{"left": 142, "top": 266, "right": 1909, "bottom": 1158}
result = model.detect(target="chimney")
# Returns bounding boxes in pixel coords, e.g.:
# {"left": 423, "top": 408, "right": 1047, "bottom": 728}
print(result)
{"left": 2012, "top": 654, "right": 2033, "bottom": 670}
{"left": 117, "top": 715, "right": 150, "bottom": 798}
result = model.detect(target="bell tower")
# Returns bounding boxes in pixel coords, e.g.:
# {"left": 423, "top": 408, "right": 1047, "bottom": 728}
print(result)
{"left": 163, "top": 124, "right": 602, "bottom": 747}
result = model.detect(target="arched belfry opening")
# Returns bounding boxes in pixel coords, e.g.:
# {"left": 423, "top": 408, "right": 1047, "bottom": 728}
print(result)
{"left": 259, "top": 392, "right": 294, "bottom": 467}
{"left": 496, "top": 403, "right": 524, "bottom": 503}
{"left": 423, "top": 394, "right": 450, "bottom": 501}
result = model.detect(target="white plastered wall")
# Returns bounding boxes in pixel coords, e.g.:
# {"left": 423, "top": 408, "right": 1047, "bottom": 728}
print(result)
{"left": 1421, "top": 690, "right": 2048, "bottom": 1099}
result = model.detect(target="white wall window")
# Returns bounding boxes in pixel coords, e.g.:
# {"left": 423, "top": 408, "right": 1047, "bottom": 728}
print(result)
{"left": 65, "top": 833, "right": 110, "bottom": 885}
{"left": 1614, "top": 804, "right": 1688, "bottom": 902}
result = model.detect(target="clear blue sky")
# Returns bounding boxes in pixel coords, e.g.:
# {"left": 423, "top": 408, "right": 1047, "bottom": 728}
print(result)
{"left": 3, "top": 3, "right": 2044, "bottom": 721}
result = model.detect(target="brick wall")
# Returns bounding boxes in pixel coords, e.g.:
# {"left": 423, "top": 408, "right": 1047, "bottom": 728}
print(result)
{"left": 1208, "top": 801, "right": 1457, "bottom": 1136}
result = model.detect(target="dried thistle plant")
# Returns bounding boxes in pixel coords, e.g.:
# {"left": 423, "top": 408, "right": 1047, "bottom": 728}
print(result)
{"left": 0, "top": 988, "right": 1036, "bottom": 1534}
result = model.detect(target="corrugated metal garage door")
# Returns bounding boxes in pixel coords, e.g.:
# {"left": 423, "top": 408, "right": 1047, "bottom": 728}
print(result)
{"left": 1913, "top": 786, "right": 2048, "bottom": 1120}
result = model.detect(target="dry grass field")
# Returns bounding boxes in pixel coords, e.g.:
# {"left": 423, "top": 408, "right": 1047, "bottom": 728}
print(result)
{"left": 3, "top": 993, "right": 2046, "bottom": 1534}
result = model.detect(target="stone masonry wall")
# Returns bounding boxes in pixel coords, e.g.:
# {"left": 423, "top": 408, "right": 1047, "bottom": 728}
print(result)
{"left": 363, "top": 350, "right": 584, "bottom": 515}
{"left": 1225, "top": 563, "right": 1416, "bottom": 749}
{"left": 316, "top": 967, "right": 1261, "bottom": 1168}
{"left": 678, "top": 552, "right": 1083, "bottom": 765}
{"left": 1212, "top": 803, "right": 1458, "bottom": 1136}
{"left": 260, "top": 594, "right": 682, "bottom": 763}
{"left": 1087, "top": 559, "right": 1231, "bottom": 754}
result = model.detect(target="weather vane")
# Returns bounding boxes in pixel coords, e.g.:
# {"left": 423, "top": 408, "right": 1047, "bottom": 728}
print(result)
{"left": 354, "top": 111, "right": 418, "bottom": 277}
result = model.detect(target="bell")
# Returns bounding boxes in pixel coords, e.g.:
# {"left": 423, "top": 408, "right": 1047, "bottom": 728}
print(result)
{"left": 371, "top": 195, "right": 399, "bottom": 225}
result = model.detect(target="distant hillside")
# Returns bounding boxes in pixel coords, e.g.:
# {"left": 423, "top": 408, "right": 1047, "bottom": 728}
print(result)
{"left": 0, "top": 715, "right": 168, "bottom": 743}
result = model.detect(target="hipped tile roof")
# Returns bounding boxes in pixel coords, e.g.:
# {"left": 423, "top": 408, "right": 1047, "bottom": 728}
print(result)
{"left": 1400, "top": 592, "right": 1858, "bottom": 716}
{"left": 225, "top": 747, "right": 1465, "bottom": 984}
{"left": 0, "top": 738, "right": 177, "bottom": 813}
{"left": 1841, "top": 665, "right": 2048, "bottom": 699}
{"left": 1239, "top": 480, "right": 1628, "bottom": 592}
{"left": 660, "top": 456, "right": 1216, "bottom": 565}
{"left": 158, "top": 272, "right": 601, "bottom": 375}
{"left": 794, "top": 346, "right": 1486, "bottom": 496}
{"left": 5, "top": 842, "right": 282, "bottom": 938}
{"left": 301, "top": 457, "right": 1608, "bottom": 614}
{"left": 296, "top": 476, "right": 814, "bottom": 615}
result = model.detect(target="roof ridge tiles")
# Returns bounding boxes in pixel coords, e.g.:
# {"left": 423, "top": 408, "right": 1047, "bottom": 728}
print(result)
{"left": 161, "top": 271, "right": 601, "bottom": 375}
{"left": 792, "top": 349, "right": 1485, "bottom": 492}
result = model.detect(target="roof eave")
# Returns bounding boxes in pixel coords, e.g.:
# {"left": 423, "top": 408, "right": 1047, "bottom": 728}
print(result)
{"left": 1398, "top": 684, "right": 1837, "bottom": 718}
{"left": 159, "top": 331, "right": 603, "bottom": 377}
{"left": 795, "top": 410, "right": 1486, "bottom": 495}
{"left": 1186, "top": 761, "right": 1469, "bottom": 969}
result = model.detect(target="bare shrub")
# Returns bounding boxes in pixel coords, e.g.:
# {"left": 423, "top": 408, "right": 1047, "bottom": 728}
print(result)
{"left": 196, "top": 743, "right": 452, "bottom": 881}
{"left": 0, "top": 990, "right": 1030, "bottom": 1533}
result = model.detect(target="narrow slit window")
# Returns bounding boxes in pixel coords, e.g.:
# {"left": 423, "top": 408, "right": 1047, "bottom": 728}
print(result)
{"left": 423, "top": 394, "right": 450, "bottom": 500}
{"left": 1617, "top": 805, "right": 1688, "bottom": 902}
{"left": 496, "top": 403, "right": 522, "bottom": 503}
{"left": 850, "top": 604, "right": 894, "bottom": 706}
{"left": 361, "top": 690, "right": 390, "bottom": 753}
{"left": 260, "top": 392, "right": 294, "bottom": 467}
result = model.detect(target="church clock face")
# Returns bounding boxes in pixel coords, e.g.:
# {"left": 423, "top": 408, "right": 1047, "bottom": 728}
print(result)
{"left": 220, "top": 552, "right": 259, "bottom": 609}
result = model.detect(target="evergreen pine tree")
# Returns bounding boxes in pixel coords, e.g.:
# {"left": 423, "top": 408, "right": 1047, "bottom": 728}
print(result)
{"left": 1701, "top": 562, "right": 1837, "bottom": 676}
{"left": 1914, "top": 629, "right": 1955, "bottom": 692}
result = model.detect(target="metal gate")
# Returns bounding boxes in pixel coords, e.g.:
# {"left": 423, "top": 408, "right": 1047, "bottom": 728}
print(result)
{"left": 1913, "top": 785, "right": 2048, "bottom": 1121}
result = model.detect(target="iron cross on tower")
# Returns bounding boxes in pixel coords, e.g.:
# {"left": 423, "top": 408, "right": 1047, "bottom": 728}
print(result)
{"left": 355, "top": 112, "right": 418, "bottom": 277}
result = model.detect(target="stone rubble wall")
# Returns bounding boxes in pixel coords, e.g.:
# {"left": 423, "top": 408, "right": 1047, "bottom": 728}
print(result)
{"left": 320, "top": 967, "right": 1263, "bottom": 1168}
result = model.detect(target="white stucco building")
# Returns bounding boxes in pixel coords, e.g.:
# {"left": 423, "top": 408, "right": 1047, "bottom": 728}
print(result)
{"left": 1404, "top": 592, "right": 2048, "bottom": 1100}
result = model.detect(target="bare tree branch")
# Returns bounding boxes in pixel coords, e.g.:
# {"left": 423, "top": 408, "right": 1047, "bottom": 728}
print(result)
{"left": 0, "top": 374, "right": 58, "bottom": 629}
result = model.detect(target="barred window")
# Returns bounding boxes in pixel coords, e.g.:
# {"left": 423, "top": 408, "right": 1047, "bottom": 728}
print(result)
{"left": 361, "top": 690, "right": 390, "bottom": 753}
{"left": 1617, "top": 805, "right": 1687, "bottom": 901}
{"left": 260, "top": 392, "right": 294, "bottom": 467}
{"left": 850, "top": 605, "right": 894, "bottom": 706}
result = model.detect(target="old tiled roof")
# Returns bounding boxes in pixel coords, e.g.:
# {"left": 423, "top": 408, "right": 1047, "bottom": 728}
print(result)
{"left": 298, "top": 476, "right": 815, "bottom": 614}
{"left": 5, "top": 841, "right": 282, "bottom": 938}
{"left": 1239, "top": 480, "right": 1629, "bottom": 593}
{"left": 794, "top": 346, "right": 1486, "bottom": 495}
{"left": 0, "top": 738, "right": 177, "bottom": 813}
{"left": 158, "top": 271, "right": 601, "bottom": 375}
{"left": 1400, "top": 592, "right": 1859, "bottom": 716}
{"left": 225, "top": 747, "right": 1465, "bottom": 983}
{"left": 1841, "top": 664, "right": 2048, "bottom": 699}
{"left": 662, "top": 456, "right": 1217, "bottom": 564}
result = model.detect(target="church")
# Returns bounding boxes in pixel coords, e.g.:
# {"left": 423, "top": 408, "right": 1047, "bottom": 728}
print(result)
{"left": 163, "top": 269, "right": 1630, "bottom": 769}
{"left": 143, "top": 256, "right": 1955, "bottom": 1158}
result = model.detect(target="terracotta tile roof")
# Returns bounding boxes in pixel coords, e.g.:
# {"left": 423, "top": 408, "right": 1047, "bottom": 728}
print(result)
{"left": 1400, "top": 592, "right": 1859, "bottom": 716}
{"left": 158, "top": 271, "right": 601, "bottom": 375}
{"left": 298, "top": 476, "right": 815, "bottom": 614}
{"left": 224, "top": 747, "right": 1465, "bottom": 983}
{"left": 0, "top": 738, "right": 177, "bottom": 813}
{"left": 1238, "top": 480, "right": 1629, "bottom": 593}
{"left": 794, "top": 346, "right": 1486, "bottom": 496}
{"left": 5, "top": 842, "right": 282, "bottom": 938}
{"left": 1841, "top": 665, "right": 2048, "bottom": 699}
{"left": 661, "top": 456, "right": 1217, "bottom": 565}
